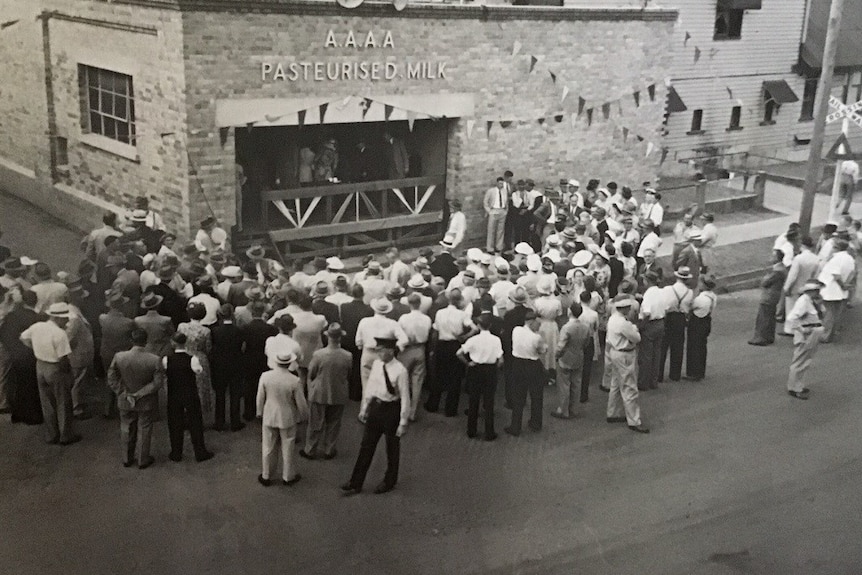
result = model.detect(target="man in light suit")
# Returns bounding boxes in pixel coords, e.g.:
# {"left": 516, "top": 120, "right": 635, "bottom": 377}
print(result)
{"left": 484, "top": 177, "right": 509, "bottom": 254}
{"left": 782, "top": 236, "right": 821, "bottom": 336}
{"left": 107, "top": 328, "right": 164, "bottom": 469}
{"left": 552, "top": 303, "right": 593, "bottom": 419}
{"left": 256, "top": 351, "right": 308, "bottom": 487}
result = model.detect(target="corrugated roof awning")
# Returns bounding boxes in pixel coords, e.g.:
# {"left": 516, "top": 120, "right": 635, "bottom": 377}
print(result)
{"left": 763, "top": 80, "right": 799, "bottom": 104}
{"left": 717, "top": 0, "right": 762, "bottom": 9}
{"left": 667, "top": 87, "right": 687, "bottom": 113}
{"left": 215, "top": 94, "right": 475, "bottom": 128}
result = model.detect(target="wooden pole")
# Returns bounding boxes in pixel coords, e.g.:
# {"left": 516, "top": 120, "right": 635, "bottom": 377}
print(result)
{"left": 799, "top": 0, "right": 845, "bottom": 235}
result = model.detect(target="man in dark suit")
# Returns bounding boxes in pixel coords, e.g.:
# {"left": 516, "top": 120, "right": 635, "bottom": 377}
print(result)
{"left": 384, "top": 286, "right": 410, "bottom": 321}
{"left": 637, "top": 248, "right": 665, "bottom": 292}
{"left": 311, "top": 281, "right": 339, "bottom": 325}
{"left": 239, "top": 301, "right": 278, "bottom": 421}
{"left": 210, "top": 304, "right": 246, "bottom": 431}
{"left": 338, "top": 284, "right": 374, "bottom": 401}
{"left": 107, "top": 329, "right": 164, "bottom": 469}
{"left": 430, "top": 241, "right": 458, "bottom": 284}
{"left": 607, "top": 245, "right": 624, "bottom": 298}
{"left": 674, "top": 234, "right": 703, "bottom": 288}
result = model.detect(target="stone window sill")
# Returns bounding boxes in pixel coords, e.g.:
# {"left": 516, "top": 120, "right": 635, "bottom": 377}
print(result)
{"left": 726, "top": 126, "right": 744, "bottom": 132}
{"left": 686, "top": 129, "right": 705, "bottom": 136}
{"left": 79, "top": 133, "right": 140, "bottom": 163}
{"left": 759, "top": 120, "right": 776, "bottom": 126}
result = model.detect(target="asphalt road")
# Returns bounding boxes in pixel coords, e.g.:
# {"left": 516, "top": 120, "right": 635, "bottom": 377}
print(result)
{"left": 1, "top": 191, "right": 861, "bottom": 575}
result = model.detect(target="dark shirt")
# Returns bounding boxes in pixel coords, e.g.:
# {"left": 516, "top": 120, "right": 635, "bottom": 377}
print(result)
{"left": 312, "top": 298, "right": 340, "bottom": 325}
{"left": 338, "top": 299, "right": 373, "bottom": 351}
{"left": 0, "top": 307, "right": 42, "bottom": 359}
{"left": 430, "top": 252, "right": 458, "bottom": 284}
{"left": 501, "top": 305, "right": 529, "bottom": 357}
{"left": 210, "top": 321, "right": 245, "bottom": 373}
{"left": 240, "top": 318, "right": 278, "bottom": 374}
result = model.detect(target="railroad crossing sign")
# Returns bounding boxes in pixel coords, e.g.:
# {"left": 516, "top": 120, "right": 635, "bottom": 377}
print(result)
{"left": 826, "top": 96, "right": 862, "bottom": 129}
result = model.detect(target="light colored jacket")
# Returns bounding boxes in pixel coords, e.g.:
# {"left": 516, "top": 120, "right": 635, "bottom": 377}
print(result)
{"left": 256, "top": 367, "right": 308, "bottom": 429}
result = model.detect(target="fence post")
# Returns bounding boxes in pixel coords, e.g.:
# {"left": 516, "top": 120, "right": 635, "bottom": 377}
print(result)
{"left": 753, "top": 171, "right": 767, "bottom": 208}
{"left": 696, "top": 178, "right": 708, "bottom": 213}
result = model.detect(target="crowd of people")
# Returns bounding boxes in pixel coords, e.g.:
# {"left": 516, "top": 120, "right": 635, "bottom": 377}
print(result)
{"left": 0, "top": 173, "right": 854, "bottom": 494}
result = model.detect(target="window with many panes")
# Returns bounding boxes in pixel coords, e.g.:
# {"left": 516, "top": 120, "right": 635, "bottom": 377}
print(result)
{"left": 714, "top": 8, "right": 744, "bottom": 40}
{"left": 79, "top": 65, "right": 136, "bottom": 146}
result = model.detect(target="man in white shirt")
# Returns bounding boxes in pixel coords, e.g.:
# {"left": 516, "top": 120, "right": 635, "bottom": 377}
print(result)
{"left": 661, "top": 267, "right": 695, "bottom": 382}
{"left": 686, "top": 275, "right": 717, "bottom": 381}
{"left": 384, "top": 247, "right": 411, "bottom": 287}
{"left": 483, "top": 177, "right": 508, "bottom": 254}
{"left": 817, "top": 238, "right": 855, "bottom": 343}
{"left": 637, "top": 271, "right": 668, "bottom": 391}
{"left": 264, "top": 315, "right": 302, "bottom": 370}
{"left": 576, "top": 291, "right": 600, "bottom": 403}
{"left": 838, "top": 159, "right": 859, "bottom": 215}
{"left": 341, "top": 337, "right": 410, "bottom": 495}
{"left": 505, "top": 310, "right": 547, "bottom": 436}
{"left": 637, "top": 219, "right": 662, "bottom": 260}
{"left": 782, "top": 236, "right": 821, "bottom": 335}
{"left": 638, "top": 189, "right": 664, "bottom": 228}
{"left": 426, "top": 289, "right": 475, "bottom": 416}
{"left": 786, "top": 280, "right": 826, "bottom": 399}
{"left": 457, "top": 314, "right": 503, "bottom": 440}
{"left": 672, "top": 212, "right": 701, "bottom": 265}
{"left": 489, "top": 258, "right": 515, "bottom": 315}
{"left": 605, "top": 295, "right": 648, "bottom": 433}
{"left": 194, "top": 216, "right": 228, "bottom": 253}
{"left": 445, "top": 199, "right": 467, "bottom": 253}
{"left": 397, "top": 294, "right": 432, "bottom": 421}
{"left": 20, "top": 303, "right": 81, "bottom": 445}
{"left": 355, "top": 298, "right": 408, "bottom": 389}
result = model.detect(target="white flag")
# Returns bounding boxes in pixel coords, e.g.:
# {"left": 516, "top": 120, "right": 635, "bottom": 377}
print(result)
{"left": 561, "top": 85, "right": 570, "bottom": 103}
{"left": 466, "top": 119, "right": 476, "bottom": 139}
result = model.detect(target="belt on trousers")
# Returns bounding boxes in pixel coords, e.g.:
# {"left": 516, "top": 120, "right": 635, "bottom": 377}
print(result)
{"left": 613, "top": 347, "right": 635, "bottom": 352}
{"left": 647, "top": 317, "right": 665, "bottom": 322}
{"left": 370, "top": 397, "right": 399, "bottom": 406}
{"left": 801, "top": 323, "right": 822, "bottom": 328}
{"left": 404, "top": 342, "right": 426, "bottom": 348}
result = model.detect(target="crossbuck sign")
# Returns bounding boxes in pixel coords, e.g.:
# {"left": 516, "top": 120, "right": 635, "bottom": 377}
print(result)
{"left": 827, "top": 96, "right": 862, "bottom": 129}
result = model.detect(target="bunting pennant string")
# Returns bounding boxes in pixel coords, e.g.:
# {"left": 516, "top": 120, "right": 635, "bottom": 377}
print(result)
{"left": 246, "top": 122, "right": 255, "bottom": 133}
{"left": 512, "top": 40, "right": 522, "bottom": 56}
{"left": 549, "top": 71, "right": 557, "bottom": 84}
{"left": 660, "top": 147, "right": 669, "bottom": 165}
{"left": 646, "top": 141, "right": 655, "bottom": 157}
{"left": 578, "top": 96, "right": 586, "bottom": 117}
{"left": 298, "top": 109, "right": 306, "bottom": 128}
{"left": 647, "top": 84, "right": 656, "bottom": 102}
{"left": 537, "top": 118, "right": 546, "bottom": 126}
{"left": 726, "top": 86, "right": 734, "bottom": 99}
{"left": 633, "top": 91, "right": 640, "bottom": 108}
{"left": 622, "top": 127, "right": 629, "bottom": 142}
{"left": 683, "top": 31, "right": 691, "bottom": 46}
{"left": 360, "top": 98, "right": 371, "bottom": 119}
{"left": 486, "top": 120, "right": 493, "bottom": 138}
{"left": 218, "top": 127, "right": 230, "bottom": 147}
{"left": 554, "top": 114, "right": 564, "bottom": 123}
{"left": 319, "top": 103, "right": 328, "bottom": 124}
{"left": 602, "top": 103, "right": 611, "bottom": 121}
{"left": 586, "top": 108, "right": 593, "bottom": 127}
{"left": 561, "top": 85, "right": 570, "bottom": 103}
{"left": 264, "top": 114, "right": 283, "bottom": 123}
{"left": 499, "top": 120, "right": 512, "bottom": 128}
{"left": 407, "top": 111, "right": 416, "bottom": 132}
{"left": 466, "top": 119, "right": 475, "bottom": 139}
{"left": 529, "top": 55, "right": 538, "bottom": 74}
{"left": 384, "top": 104, "right": 394, "bottom": 121}
{"left": 693, "top": 46, "right": 702, "bottom": 63}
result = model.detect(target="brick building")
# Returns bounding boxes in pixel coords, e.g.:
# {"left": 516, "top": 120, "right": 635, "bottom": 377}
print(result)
{"left": 0, "top": 0, "right": 676, "bottom": 256}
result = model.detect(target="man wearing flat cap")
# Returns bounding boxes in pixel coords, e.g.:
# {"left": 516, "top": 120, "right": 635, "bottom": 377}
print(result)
{"left": 342, "top": 336, "right": 410, "bottom": 495}
{"left": 605, "top": 295, "right": 649, "bottom": 433}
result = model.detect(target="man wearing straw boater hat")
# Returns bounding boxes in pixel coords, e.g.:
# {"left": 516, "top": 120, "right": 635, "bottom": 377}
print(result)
{"left": 341, "top": 336, "right": 410, "bottom": 496}
{"left": 20, "top": 302, "right": 82, "bottom": 445}
{"left": 785, "top": 280, "right": 826, "bottom": 400}
{"left": 660, "top": 266, "right": 694, "bottom": 383}
{"left": 354, "top": 297, "right": 408, "bottom": 391}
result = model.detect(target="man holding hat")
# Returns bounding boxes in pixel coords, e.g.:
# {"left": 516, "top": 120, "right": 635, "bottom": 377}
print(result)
{"left": 605, "top": 295, "right": 649, "bottom": 433}
{"left": 302, "top": 323, "right": 352, "bottom": 460}
{"left": 785, "top": 280, "right": 826, "bottom": 399}
{"left": 20, "top": 302, "right": 82, "bottom": 445}
{"left": 355, "top": 298, "right": 408, "bottom": 390}
{"left": 342, "top": 336, "right": 410, "bottom": 495}
{"left": 256, "top": 350, "right": 307, "bottom": 486}
{"left": 444, "top": 199, "right": 466, "bottom": 254}
{"left": 660, "top": 266, "right": 694, "bottom": 382}
{"left": 107, "top": 328, "right": 164, "bottom": 468}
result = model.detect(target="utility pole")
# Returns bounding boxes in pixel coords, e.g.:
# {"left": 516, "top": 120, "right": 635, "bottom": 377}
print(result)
{"left": 799, "top": 0, "right": 845, "bottom": 235}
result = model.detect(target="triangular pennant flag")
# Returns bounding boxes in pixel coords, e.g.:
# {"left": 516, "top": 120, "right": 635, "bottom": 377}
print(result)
{"left": 407, "top": 111, "right": 416, "bottom": 132}
{"left": 549, "top": 71, "right": 557, "bottom": 84}
{"left": 570, "top": 114, "right": 578, "bottom": 128}
{"left": 623, "top": 127, "right": 629, "bottom": 142}
{"left": 499, "top": 120, "right": 512, "bottom": 128}
{"left": 647, "top": 84, "right": 656, "bottom": 102}
{"left": 660, "top": 147, "right": 669, "bottom": 165}
{"left": 246, "top": 122, "right": 254, "bottom": 132}
{"left": 219, "top": 127, "right": 229, "bottom": 147}
{"left": 561, "top": 85, "right": 570, "bottom": 103}
{"left": 298, "top": 109, "right": 306, "bottom": 128}
{"left": 578, "top": 96, "right": 586, "bottom": 117}
{"left": 617, "top": 100, "right": 624, "bottom": 116}
{"left": 554, "top": 114, "right": 564, "bottom": 123}
{"left": 384, "top": 104, "right": 394, "bottom": 121}
{"left": 694, "top": 46, "right": 702, "bottom": 63}
{"left": 361, "top": 98, "right": 372, "bottom": 119}
{"left": 709, "top": 47, "right": 719, "bottom": 59}
{"left": 529, "top": 55, "right": 538, "bottom": 74}
{"left": 538, "top": 118, "right": 545, "bottom": 125}
{"left": 486, "top": 120, "right": 493, "bottom": 138}
{"left": 335, "top": 95, "right": 352, "bottom": 110}
{"left": 726, "top": 86, "right": 733, "bottom": 99}
{"left": 586, "top": 108, "right": 593, "bottom": 127}
{"left": 684, "top": 31, "right": 691, "bottom": 46}
{"left": 319, "top": 103, "right": 328, "bottom": 124}
{"left": 466, "top": 119, "right": 475, "bottom": 139}
{"left": 633, "top": 91, "right": 641, "bottom": 107}
{"left": 636, "top": 135, "right": 645, "bottom": 142}
{"left": 602, "top": 103, "right": 611, "bottom": 120}
{"left": 512, "top": 40, "right": 522, "bottom": 56}
{"left": 646, "top": 141, "right": 654, "bottom": 157}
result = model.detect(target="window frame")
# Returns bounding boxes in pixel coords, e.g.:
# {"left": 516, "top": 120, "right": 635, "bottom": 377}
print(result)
{"left": 727, "top": 105, "right": 743, "bottom": 131}
{"left": 714, "top": 7, "right": 744, "bottom": 40}
{"left": 78, "top": 64, "right": 138, "bottom": 155}
{"left": 688, "top": 109, "right": 705, "bottom": 135}
{"left": 799, "top": 77, "right": 817, "bottom": 122}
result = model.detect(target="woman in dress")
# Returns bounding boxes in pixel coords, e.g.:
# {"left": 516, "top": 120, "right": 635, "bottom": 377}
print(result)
{"left": 177, "top": 302, "right": 214, "bottom": 427}
{"left": 533, "top": 275, "right": 562, "bottom": 385}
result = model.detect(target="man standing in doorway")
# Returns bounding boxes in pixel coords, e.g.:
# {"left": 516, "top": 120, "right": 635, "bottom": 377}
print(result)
{"left": 484, "top": 177, "right": 509, "bottom": 255}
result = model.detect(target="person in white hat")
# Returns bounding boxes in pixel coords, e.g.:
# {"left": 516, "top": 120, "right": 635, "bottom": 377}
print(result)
{"left": 403, "top": 275, "right": 433, "bottom": 314}
{"left": 425, "top": 289, "right": 476, "bottom": 416}
{"left": 489, "top": 257, "right": 515, "bottom": 315}
{"left": 397, "top": 293, "right": 432, "bottom": 421}
{"left": 355, "top": 298, "right": 408, "bottom": 390}
{"left": 444, "top": 199, "right": 466, "bottom": 254}
{"left": 638, "top": 188, "right": 664, "bottom": 228}
{"left": 384, "top": 247, "right": 411, "bottom": 287}
{"left": 20, "top": 302, "right": 81, "bottom": 445}
{"left": 465, "top": 248, "right": 486, "bottom": 280}
{"left": 785, "top": 280, "right": 826, "bottom": 399}
{"left": 605, "top": 295, "right": 649, "bottom": 433}
{"left": 359, "top": 261, "right": 389, "bottom": 306}
{"left": 660, "top": 266, "right": 695, "bottom": 381}
{"left": 257, "top": 350, "right": 308, "bottom": 486}
{"left": 534, "top": 275, "right": 562, "bottom": 384}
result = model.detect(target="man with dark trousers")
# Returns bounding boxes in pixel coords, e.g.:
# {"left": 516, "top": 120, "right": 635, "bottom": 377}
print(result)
{"left": 210, "top": 304, "right": 246, "bottom": 431}
{"left": 164, "top": 332, "right": 213, "bottom": 463}
{"left": 240, "top": 301, "right": 278, "bottom": 421}
{"left": 501, "top": 287, "right": 530, "bottom": 407}
{"left": 107, "top": 328, "right": 164, "bottom": 469}
{"left": 660, "top": 267, "right": 694, "bottom": 383}
{"left": 341, "top": 337, "right": 410, "bottom": 495}
{"left": 425, "top": 289, "right": 475, "bottom": 416}
{"left": 457, "top": 314, "right": 503, "bottom": 441}
{"left": 339, "top": 284, "right": 374, "bottom": 401}
{"left": 505, "top": 309, "right": 547, "bottom": 436}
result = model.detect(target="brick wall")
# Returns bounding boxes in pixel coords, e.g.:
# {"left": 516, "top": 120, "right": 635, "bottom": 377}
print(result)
{"left": 181, "top": 4, "right": 676, "bottom": 242}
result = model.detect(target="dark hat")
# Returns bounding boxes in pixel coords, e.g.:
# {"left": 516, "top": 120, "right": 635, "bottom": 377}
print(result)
{"left": 181, "top": 243, "right": 200, "bottom": 257}
{"left": 477, "top": 277, "right": 491, "bottom": 289}
{"left": 66, "top": 278, "right": 89, "bottom": 298}
{"left": 334, "top": 275, "right": 349, "bottom": 290}
{"left": 374, "top": 337, "right": 398, "bottom": 350}
{"left": 158, "top": 266, "right": 175, "bottom": 280}
{"left": 325, "top": 322, "right": 346, "bottom": 337}
{"left": 34, "top": 262, "right": 52, "bottom": 281}
{"left": 607, "top": 182, "right": 618, "bottom": 190}
{"left": 200, "top": 216, "right": 217, "bottom": 229}
{"left": 134, "top": 196, "right": 149, "bottom": 208}
{"left": 245, "top": 244, "right": 266, "bottom": 259}
{"left": 314, "top": 281, "right": 330, "bottom": 296}
{"left": 189, "top": 259, "right": 207, "bottom": 277}
{"left": 209, "top": 252, "right": 226, "bottom": 264}
{"left": 701, "top": 275, "right": 717, "bottom": 290}
{"left": 387, "top": 285, "right": 405, "bottom": 299}
{"left": 141, "top": 292, "right": 164, "bottom": 309}
{"left": 612, "top": 294, "right": 633, "bottom": 308}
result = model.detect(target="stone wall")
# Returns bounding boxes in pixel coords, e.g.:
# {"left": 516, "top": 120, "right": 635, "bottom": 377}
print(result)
{"left": 181, "top": 2, "right": 676, "bottom": 242}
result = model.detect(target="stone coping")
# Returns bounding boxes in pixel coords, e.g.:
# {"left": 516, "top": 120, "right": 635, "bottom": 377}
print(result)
{"left": 118, "top": 0, "right": 678, "bottom": 21}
